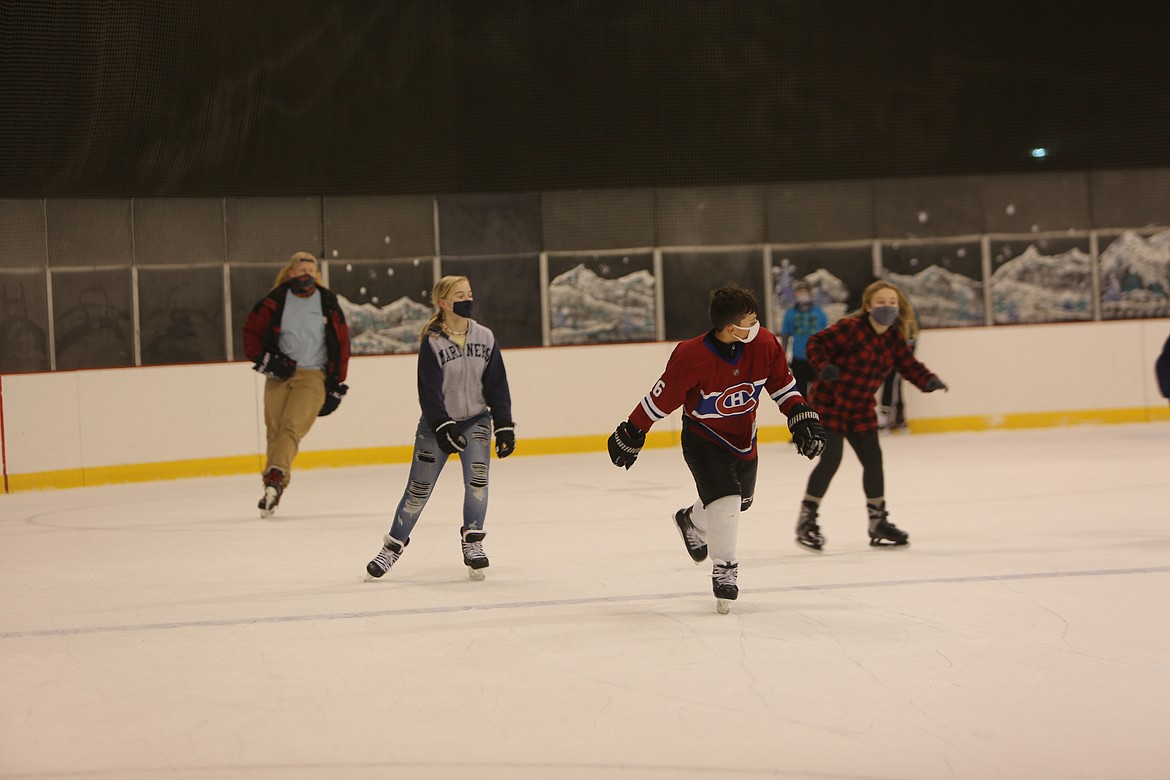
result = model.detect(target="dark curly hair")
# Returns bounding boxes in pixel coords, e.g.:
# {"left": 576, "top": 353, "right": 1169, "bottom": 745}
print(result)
{"left": 708, "top": 284, "right": 758, "bottom": 331}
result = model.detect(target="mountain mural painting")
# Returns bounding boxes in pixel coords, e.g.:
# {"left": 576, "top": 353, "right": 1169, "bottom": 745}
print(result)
{"left": 548, "top": 263, "right": 656, "bottom": 345}
{"left": 338, "top": 295, "right": 431, "bottom": 354}
{"left": 991, "top": 244, "right": 1093, "bottom": 324}
{"left": 1100, "top": 230, "right": 1170, "bottom": 320}
{"left": 885, "top": 265, "right": 985, "bottom": 328}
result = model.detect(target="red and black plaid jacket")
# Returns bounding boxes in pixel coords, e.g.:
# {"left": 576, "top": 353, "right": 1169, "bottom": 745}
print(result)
{"left": 806, "top": 316, "right": 936, "bottom": 434}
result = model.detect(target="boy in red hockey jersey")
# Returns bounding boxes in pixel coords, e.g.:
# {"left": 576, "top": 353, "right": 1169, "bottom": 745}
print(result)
{"left": 607, "top": 285, "right": 826, "bottom": 613}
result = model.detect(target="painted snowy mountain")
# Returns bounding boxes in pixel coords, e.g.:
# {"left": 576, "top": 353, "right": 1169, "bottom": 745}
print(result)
{"left": 885, "top": 265, "right": 984, "bottom": 327}
{"left": 776, "top": 265, "right": 851, "bottom": 320}
{"left": 1099, "top": 229, "right": 1170, "bottom": 317}
{"left": 549, "top": 264, "right": 656, "bottom": 345}
{"left": 337, "top": 295, "right": 431, "bottom": 354}
{"left": 989, "top": 245, "right": 1092, "bottom": 324}
{"left": 801, "top": 268, "right": 849, "bottom": 302}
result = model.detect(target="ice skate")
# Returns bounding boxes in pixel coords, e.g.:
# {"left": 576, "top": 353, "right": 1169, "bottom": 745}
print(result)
{"left": 867, "top": 502, "right": 909, "bottom": 547}
{"left": 673, "top": 506, "right": 708, "bottom": 564}
{"left": 795, "top": 499, "right": 824, "bottom": 552}
{"left": 258, "top": 467, "right": 285, "bottom": 518}
{"left": 460, "top": 527, "right": 489, "bottom": 581}
{"left": 365, "top": 535, "right": 408, "bottom": 580}
{"left": 711, "top": 560, "right": 738, "bottom": 614}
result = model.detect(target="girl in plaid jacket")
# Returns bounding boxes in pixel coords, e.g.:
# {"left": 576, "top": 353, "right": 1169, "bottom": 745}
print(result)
{"left": 795, "top": 280, "right": 947, "bottom": 551}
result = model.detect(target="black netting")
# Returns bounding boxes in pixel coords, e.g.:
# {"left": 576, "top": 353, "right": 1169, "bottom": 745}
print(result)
{"left": 3, "top": 2, "right": 1170, "bottom": 198}
{"left": 661, "top": 250, "right": 765, "bottom": 341}
{"left": 0, "top": 2, "right": 1168, "bottom": 371}
{"left": 0, "top": 268, "right": 50, "bottom": 372}
{"left": 51, "top": 267, "right": 134, "bottom": 370}
{"left": 138, "top": 265, "right": 226, "bottom": 364}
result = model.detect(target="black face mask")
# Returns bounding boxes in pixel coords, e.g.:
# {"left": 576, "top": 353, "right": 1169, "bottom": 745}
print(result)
{"left": 452, "top": 300, "right": 473, "bottom": 318}
{"left": 289, "top": 274, "right": 317, "bottom": 296}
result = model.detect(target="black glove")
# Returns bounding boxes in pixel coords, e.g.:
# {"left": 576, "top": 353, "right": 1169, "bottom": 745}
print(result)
{"left": 818, "top": 364, "right": 841, "bottom": 382}
{"left": 494, "top": 421, "right": 516, "bottom": 459}
{"left": 318, "top": 381, "right": 348, "bottom": 417}
{"left": 432, "top": 418, "right": 467, "bottom": 455}
{"left": 607, "top": 421, "right": 646, "bottom": 470}
{"left": 787, "top": 403, "right": 827, "bottom": 459}
{"left": 925, "top": 376, "right": 948, "bottom": 393}
{"left": 254, "top": 351, "right": 296, "bottom": 379}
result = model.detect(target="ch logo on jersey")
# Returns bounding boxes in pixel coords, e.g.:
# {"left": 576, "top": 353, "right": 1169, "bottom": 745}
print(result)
{"left": 717, "top": 383, "right": 759, "bottom": 414}
{"left": 692, "top": 380, "right": 766, "bottom": 419}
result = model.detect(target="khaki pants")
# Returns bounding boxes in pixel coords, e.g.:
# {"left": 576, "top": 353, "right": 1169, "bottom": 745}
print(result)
{"left": 264, "top": 369, "right": 326, "bottom": 482}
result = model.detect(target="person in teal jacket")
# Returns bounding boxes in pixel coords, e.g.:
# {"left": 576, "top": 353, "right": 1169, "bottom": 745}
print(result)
{"left": 779, "top": 281, "right": 828, "bottom": 398}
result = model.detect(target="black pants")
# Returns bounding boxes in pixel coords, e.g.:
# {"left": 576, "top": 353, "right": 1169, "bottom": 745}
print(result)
{"left": 879, "top": 371, "right": 906, "bottom": 428}
{"left": 790, "top": 358, "right": 814, "bottom": 399}
{"left": 805, "top": 429, "right": 883, "bottom": 500}
{"left": 681, "top": 419, "right": 758, "bottom": 511}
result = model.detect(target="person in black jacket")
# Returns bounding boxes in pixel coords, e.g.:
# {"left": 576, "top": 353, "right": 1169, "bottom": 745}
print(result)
{"left": 242, "top": 252, "right": 350, "bottom": 517}
{"left": 1158, "top": 333, "right": 1170, "bottom": 407}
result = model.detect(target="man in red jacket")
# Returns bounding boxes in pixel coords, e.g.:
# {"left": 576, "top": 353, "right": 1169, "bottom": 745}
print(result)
{"left": 242, "top": 252, "right": 350, "bottom": 517}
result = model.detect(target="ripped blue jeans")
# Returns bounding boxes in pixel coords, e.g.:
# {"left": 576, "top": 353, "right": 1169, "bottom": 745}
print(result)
{"left": 389, "top": 411, "right": 492, "bottom": 543}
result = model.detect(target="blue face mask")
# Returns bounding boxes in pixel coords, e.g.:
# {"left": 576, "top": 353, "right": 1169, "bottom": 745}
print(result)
{"left": 870, "top": 305, "right": 899, "bottom": 327}
{"left": 452, "top": 300, "right": 473, "bottom": 318}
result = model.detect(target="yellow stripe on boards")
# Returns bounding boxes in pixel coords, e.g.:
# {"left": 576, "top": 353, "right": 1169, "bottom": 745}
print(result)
{"left": 4, "top": 407, "right": 1167, "bottom": 493}
{"left": 295, "top": 445, "right": 417, "bottom": 469}
{"left": 7, "top": 468, "right": 87, "bottom": 492}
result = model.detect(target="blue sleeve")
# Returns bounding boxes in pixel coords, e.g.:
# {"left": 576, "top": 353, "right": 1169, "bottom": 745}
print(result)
{"left": 482, "top": 345, "right": 513, "bottom": 424}
{"left": 780, "top": 309, "right": 795, "bottom": 336}
{"left": 816, "top": 308, "right": 828, "bottom": 330}
{"left": 417, "top": 339, "right": 448, "bottom": 427}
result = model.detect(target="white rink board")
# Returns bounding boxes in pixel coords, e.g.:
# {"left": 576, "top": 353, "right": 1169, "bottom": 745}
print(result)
{"left": 1, "top": 319, "right": 1168, "bottom": 477}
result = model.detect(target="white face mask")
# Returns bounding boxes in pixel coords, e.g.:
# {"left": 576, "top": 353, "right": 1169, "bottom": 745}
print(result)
{"left": 732, "top": 320, "right": 760, "bottom": 343}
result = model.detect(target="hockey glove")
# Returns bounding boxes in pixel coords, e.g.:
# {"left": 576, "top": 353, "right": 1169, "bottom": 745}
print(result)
{"left": 432, "top": 418, "right": 467, "bottom": 455}
{"left": 318, "top": 380, "right": 348, "bottom": 417}
{"left": 787, "top": 403, "right": 827, "bottom": 459}
{"left": 254, "top": 350, "right": 297, "bottom": 380}
{"left": 818, "top": 363, "right": 841, "bottom": 382}
{"left": 607, "top": 420, "right": 646, "bottom": 470}
{"left": 494, "top": 421, "right": 516, "bottom": 459}
{"left": 924, "top": 376, "right": 948, "bottom": 393}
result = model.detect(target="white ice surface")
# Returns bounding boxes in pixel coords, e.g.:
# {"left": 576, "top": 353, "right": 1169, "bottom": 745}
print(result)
{"left": 2, "top": 423, "right": 1169, "bottom": 780}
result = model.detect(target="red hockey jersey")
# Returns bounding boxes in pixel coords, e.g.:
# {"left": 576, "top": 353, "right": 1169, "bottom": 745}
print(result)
{"left": 627, "top": 329, "right": 805, "bottom": 459}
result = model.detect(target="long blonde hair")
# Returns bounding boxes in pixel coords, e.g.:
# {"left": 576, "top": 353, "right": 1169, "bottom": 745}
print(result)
{"left": 271, "top": 251, "right": 323, "bottom": 290}
{"left": 850, "top": 280, "right": 918, "bottom": 340}
{"left": 419, "top": 275, "right": 471, "bottom": 342}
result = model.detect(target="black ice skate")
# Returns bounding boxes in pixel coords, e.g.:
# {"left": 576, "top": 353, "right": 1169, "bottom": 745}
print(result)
{"left": 460, "top": 527, "right": 489, "bottom": 581}
{"left": 711, "top": 560, "right": 739, "bottom": 614}
{"left": 673, "top": 506, "right": 708, "bottom": 563}
{"left": 795, "top": 499, "right": 825, "bottom": 552}
{"left": 365, "top": 535, "right": 408, "bottom": 580}
{"left": 258, "top": 467, "right": 285, "bottom": 518}
{"left": 867, "top": 503, "right": 909, "bottom": 547}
